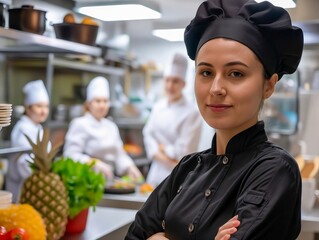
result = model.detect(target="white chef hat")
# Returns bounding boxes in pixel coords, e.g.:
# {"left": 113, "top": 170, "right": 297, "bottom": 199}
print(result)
{"left": 86, "top": 76, "right": 110, "bottom": 101}
{"left": 164, "top": 53, "right": 188, "bottom": 81}
{"left": 23, "top": 80, "right": 49, "bottom": 106}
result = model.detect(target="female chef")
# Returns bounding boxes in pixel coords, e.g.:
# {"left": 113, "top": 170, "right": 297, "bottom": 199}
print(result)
{"left": 63, "top": 76, "right": 142, "bottom": 180}
{"left": 6, "top": 80, "right": 50, "bottom": 202}
{"left": 125, "top": 0, "right": 303, "bottom": 239}
{"left": 143, "top": 53, "right": 202, "bottom": 187}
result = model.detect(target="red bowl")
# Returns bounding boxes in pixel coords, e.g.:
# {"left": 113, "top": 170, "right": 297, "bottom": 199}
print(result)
{"left": 53, "top": 23, "right": 99, "bottom": 46}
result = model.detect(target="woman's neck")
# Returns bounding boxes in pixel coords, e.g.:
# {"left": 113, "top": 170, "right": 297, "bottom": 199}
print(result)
{"left": 25, "top": 114, "right": 40, "bottom": 125}
{"left": 168, "top": 94, "right": 183, "bottom": 104}
{"left": 215, "top": 129, "right": 239, "bottom": 155}
{"left": 215, "top": 133, "right": 229, "bottom": 155}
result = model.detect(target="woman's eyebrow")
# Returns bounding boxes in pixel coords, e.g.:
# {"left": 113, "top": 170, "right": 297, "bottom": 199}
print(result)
{"left": 197, "top": 62, "right": 212, "bottom": 67}
{"left": 197, "top": 61, "right": 249, "bottom": 68}
{"left": 225, "top": 61, "right": 249, "bottom": 68}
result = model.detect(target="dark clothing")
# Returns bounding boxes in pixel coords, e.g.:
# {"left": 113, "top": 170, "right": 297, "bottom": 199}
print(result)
{"left": 125, "top": 122, "right": 301, "bottom": 240}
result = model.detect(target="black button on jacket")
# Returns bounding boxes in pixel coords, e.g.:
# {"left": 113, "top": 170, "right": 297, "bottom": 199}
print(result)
{"left": 125, "top": 122, "right": 301, "bottom": 240}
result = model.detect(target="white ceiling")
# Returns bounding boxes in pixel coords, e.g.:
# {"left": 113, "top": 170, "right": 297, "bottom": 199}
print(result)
{"left": 81, "top": 0, "right": 204, "bottom": 41}
{"left": 71, "top": 0, "right": 319, "bottom": 43}
{"left": 11, "top": 0, "right": 319, "bottom": 45}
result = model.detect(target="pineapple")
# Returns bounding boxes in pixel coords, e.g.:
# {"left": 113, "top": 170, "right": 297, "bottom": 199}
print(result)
{"left": 0, "top": 203, "right": 47, "bottom": 239}
{"left": 19, "top": 129, "right": 69, "bottom": 240}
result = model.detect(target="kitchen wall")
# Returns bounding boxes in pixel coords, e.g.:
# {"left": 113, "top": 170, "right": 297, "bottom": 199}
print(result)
{"left": 1, "top": 0, "right": 319, "bottom": 153}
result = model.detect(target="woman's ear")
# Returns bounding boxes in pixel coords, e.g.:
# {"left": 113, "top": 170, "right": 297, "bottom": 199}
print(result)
{"left": 263, "top": 74, "right": 278, "bottom": 99}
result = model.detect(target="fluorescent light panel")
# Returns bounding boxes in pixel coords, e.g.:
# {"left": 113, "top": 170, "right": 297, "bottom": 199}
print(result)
{"left": 77, "top": 3, "right": 161, "bottom": 21}
{"left": 255, "top": 0, "right": 296, "bottom": 8}
{"left": 153, "top": 0, "right": 296, "bottom": 42}
{"left": 152, "top": 28, "right": 185, "bottom": 42}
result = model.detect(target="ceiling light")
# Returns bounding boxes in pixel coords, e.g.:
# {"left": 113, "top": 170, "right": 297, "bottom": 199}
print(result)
{"left": 152, "top": 28, "right": 185, "bottom": 42}
{"left": 255, "top": 0, "right": 296, "bottom": 8}
{"left": 74, "top": 0, "right": 161, "bottom": 21}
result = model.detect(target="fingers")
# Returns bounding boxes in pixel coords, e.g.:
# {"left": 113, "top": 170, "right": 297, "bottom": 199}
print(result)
{"left": 215, "top": 215, "right": 241, "bottom": 240}
{"left": 127, "top": 166, "right": 142, "bottom": 179}
{"left": 147, "top": 232, "right": 169, "bottom": 240}
{"left": 94, "top": 161, "right": 114, "bottom": 179}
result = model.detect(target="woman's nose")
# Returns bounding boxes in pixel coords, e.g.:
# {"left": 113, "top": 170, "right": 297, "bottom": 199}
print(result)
{"left": 209, "top": 76, "right": 226, "bottom": 96}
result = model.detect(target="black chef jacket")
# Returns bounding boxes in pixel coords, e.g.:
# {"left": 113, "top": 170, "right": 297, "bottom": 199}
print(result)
{"left": 125, "top": 121, "right": 301, "bottom": 240}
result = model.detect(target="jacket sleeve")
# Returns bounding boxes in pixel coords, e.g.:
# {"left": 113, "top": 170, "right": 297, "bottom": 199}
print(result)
{"left": 113, "top": 125, "right": 135, "bottom": 175}
{"left": 10, "top": 125, "right": 36, "bottom": 179}
{"left": 63, "top": 120, "right": 91, "bottom": 163}
{"left": 164, "top": 109, "right": 202, "bottom": 160}
{"left": 125, "top": 176, "right": 175, "bottom": 239}
{"left": 125, "top": 154, "right": 197, "bottom": 240}
{"left": 142, "top": 108, "right": 160, "bottom": 159}
{"left": 231, "top": 152, "right": 301, "bottom": 240}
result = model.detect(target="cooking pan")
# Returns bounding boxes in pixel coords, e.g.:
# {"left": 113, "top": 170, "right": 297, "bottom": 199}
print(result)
{"left": 8, "top": 5, "right": 46, "bottom": 34}
{"left": 53, "top": 23, "right": 99, "bottom": 46}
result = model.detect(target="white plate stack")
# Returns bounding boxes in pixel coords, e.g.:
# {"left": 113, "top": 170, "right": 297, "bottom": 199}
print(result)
{"left": 0, "top": 103, "right": 12, "bottom": 131}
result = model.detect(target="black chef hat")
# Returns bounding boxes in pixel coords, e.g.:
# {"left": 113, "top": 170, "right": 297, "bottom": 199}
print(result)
{"left": 184, "top": 0, "right": 303, "bottom": 80}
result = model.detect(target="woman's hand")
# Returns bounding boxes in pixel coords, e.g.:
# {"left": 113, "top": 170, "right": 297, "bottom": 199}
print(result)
{"left": 147, "top": 232, "right": 169, "bottom": 240}
{"left": 126, "top": 165, "right": 142, "bottom": 180}
{"left": 154, "top": 145, "right": 178, "bottom": 169}
{"left": 91, "top": 159, "right": 114, "bottom": 179}
{"left": 215, "top": 215, "right": 240, "bottom": 240}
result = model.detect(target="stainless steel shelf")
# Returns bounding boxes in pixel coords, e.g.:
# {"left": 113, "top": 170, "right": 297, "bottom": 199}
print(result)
{"left": 7, "top": 57, "right": 126, "bottom": 77}
{"left": 53, "top": 58, "right": 125, "bottom": 76}
{"left": 114, "top": 118, "right": 145, "bottom": 129}
{"left": 0, "top": 146, "right": 31, "bottom": 157}
{"left": 0, "top": 27, "right": 102, "bottom": 57}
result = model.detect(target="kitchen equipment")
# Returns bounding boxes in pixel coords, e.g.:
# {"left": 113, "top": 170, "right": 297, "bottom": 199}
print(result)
{"left": 0, "top": 3, "right": 5, "bottom": 27}
{"left": 0, "top": 103, "right": 12, "bottom": 128}
{"left": 12, "top": 105, "right": 24, "bottom": 120}
{"left": 73, "top": 84, "right": 86, "bottom": 101}
{"left": 53, "top": 23, "right": 99, "bottom": 46}
{"left": 53, "top": 104, "right": 68, "bottom": 122}
{"left": 69, "top": 104, "right": 84, "bottom": 120}
{"left": 8, "top": 5, "right": 46, "bottom": 34}
{"left": 301, "top": 178, "right": 316, "bottom": 211}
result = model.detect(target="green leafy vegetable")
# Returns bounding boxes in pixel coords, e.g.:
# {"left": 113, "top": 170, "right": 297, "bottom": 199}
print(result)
{"left": 52, "top": 157, "right": 105, "bottom": 218}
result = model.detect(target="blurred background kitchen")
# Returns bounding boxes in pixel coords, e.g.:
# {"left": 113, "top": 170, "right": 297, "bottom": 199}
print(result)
{"left": 0, "top": 0, "right": 319, "bottom": 239}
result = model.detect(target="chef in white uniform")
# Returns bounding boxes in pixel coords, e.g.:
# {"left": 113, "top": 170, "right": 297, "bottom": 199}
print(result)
{"left": 143, "top": 53, "right": 202, "bottom": 187}
{"left": 6, "top": 80, "right": 50, "bottom": 202}
{"left": 63, "top": 76, "right": 142, "bottom": 180}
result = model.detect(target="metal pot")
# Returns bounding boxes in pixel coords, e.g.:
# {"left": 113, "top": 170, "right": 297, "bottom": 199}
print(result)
{"left": 8, "top": 5, "right": 46, "bottom": 34}
{"left": 53, "top": 23, "right": 99, "bottom": 46}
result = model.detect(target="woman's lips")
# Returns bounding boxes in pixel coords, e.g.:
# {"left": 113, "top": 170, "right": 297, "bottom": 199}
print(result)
{"left": 206, "top": 104, "right": 232, "bottom": 112}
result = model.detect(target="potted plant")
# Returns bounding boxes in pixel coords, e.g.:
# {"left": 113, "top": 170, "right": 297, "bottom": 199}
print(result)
{"left": 52, "top": 157, "right": 105, "bottom": 234}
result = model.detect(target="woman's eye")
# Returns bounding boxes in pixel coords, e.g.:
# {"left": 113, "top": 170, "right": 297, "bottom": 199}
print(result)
{"left": 202, "top": 70, "right": 212, "bottom": 77}
{"left": 230, "top": 71, "right": 243, "bottom": 78}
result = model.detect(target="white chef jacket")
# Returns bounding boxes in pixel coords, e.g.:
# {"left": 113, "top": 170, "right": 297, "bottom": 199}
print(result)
{"left": 6, "top": 115, "right": 47, "bottom": 202}
{"left": 143, "top": 96, "right": 202, "bottom": 186}
{"left": 63, "top": 112, "right": 134, "bottom": 176}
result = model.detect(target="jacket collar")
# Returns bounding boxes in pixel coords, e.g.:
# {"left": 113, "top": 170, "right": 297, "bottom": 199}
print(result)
{"left": 211, "top": 121, "right": 268, "bottom": 155}
{"left": 165, "top": 95, "right": 186, "bottom": 107}
{"left": 85, "top": 112, "right": 102, "bottom": 123}
{"left": 21, "top": 115, "right": 40, "bottom": 127}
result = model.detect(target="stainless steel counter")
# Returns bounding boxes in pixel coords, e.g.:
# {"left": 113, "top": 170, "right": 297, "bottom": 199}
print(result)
{"left": 62, "top": 207, "right": 137, "bottom": 240}
{"left": 301, "top": 208, "right": 319, "bottom": 232}
{"left": 99, "top": 192, "right": 150, "bottom": 210}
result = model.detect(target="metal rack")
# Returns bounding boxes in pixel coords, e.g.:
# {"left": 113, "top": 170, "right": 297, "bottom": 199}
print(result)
{"left": 0, "top": 27, "right": 102, "bottom": 56}
{"left": 0, "top": 27, "right": 126, "bottom": 105}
